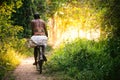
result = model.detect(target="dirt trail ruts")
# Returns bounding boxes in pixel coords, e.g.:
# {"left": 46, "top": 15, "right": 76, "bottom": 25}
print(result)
{"left": 13, "top": 57, "right": 52, "bottom": 80}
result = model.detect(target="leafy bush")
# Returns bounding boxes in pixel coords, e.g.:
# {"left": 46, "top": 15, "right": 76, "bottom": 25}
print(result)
{"left": 104, "top": 37, "right": 120, "bottom": 80}
{"left": 0, "top": 38, "right": 32, "bottom": 79}
{"left": 0, "top": 48, "right": 22, "bottom": 79}
{"left": 45, "top": 39, "right": 113, "bottom": 80}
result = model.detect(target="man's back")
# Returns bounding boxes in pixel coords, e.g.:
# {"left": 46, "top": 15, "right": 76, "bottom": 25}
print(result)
{"left": 31, "top": 19, "right": 46, "bottom": 35}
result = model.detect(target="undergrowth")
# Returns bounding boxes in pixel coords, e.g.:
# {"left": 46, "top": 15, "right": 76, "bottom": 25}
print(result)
{"left": 45, "top": 38, "right": 113, "bottom": 80}
{"left": 0, "top": 38, "right": 32, "bottom": 79}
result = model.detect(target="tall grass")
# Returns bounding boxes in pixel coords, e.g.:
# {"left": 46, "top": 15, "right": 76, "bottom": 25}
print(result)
{"left": 0, "top": 38, "right": 32, "bottom": 79}
{"left": 0, "top": 48, "right": 22, "bottom": 79}
{"left": 45, "top": 38, "right": 113, "bottom": 80}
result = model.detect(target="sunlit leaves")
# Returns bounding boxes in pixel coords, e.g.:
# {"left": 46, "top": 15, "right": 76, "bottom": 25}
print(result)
{"left": 0, "top": 1, "right": 23, "bottom": 79}
{"left": 0, "top": 0, "right": 22, "bottom": 16}
{"left": 45, "top": 0, "right": 68, "bottom": 17}
{"left": 15, "top": 1, "right": 22, "bottom": 8}
{"left": 48, "top": 1, "right": 104, "bottom": 43}
{"left": 0, "top": 0, "right": 23, "bottom": 48}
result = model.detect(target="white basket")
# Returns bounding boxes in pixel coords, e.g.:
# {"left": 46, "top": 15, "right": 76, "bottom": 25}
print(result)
{"left": 28, "top": 36, "right": 48, "bottom": 48}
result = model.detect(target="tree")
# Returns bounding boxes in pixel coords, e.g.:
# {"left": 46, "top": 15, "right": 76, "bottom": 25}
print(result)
{"left": 0, "top": 0, "right": 23, "bottom": 79}
{"left": 11, "top": 0, "right": 34, "bottom": 38}
{"left": 0, "top": 0, "right": 22, "bottom": 44}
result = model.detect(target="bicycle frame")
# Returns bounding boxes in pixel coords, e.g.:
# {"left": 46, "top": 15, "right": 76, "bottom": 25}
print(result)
{"left": 36, "top": 45, "right": 44, "bottom": 74}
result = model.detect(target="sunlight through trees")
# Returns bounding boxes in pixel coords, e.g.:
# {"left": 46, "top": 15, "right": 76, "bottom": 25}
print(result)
{"left": 48, "top": 2, "right": 103, "bottom": 47}
{"left": 0, "top": 0, "right": 120, "bottom": 80}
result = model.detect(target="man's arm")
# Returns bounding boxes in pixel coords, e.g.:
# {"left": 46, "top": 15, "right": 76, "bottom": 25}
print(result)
{"left": 43, "top": 23, "right": 48, "bottom": 37}
{"left": 31, "top": 21, "right": 34, "bottom": 35}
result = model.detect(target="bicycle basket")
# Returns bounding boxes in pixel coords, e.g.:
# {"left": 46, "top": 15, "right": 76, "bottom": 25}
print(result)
{"left": 27, "top": 39, "right": 37, "bottom": 48}
{"left": 29, "top": 35, "right": 48, "bottom": 48}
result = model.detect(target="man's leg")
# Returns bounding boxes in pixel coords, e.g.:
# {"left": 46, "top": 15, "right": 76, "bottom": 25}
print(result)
{"left": 33, "top": 46, "right": 38, "bottom": 65}
{"left": 42, "top": 45, "right": 47, "bottom": 61}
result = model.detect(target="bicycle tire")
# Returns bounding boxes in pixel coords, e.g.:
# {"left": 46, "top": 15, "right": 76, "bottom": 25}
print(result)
{"left": 38, "top": 60, "right": 44, "bottom": 74}
{"left": 36, "top": 46, "right": 44, "bottom": 74}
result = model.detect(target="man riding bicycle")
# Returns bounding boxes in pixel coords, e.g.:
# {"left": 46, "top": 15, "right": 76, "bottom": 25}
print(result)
{"left": 31, "top": 12, "right": 48, "bottom": 65}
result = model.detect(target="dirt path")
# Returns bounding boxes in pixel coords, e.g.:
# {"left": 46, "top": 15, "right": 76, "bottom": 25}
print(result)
{"left": 13, "top": 57, "right": 52, "bottom": 80}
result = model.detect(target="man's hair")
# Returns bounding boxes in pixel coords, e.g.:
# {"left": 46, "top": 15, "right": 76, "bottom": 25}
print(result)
{"left": 34, "top": 12, "right": 40, "bottom": 19}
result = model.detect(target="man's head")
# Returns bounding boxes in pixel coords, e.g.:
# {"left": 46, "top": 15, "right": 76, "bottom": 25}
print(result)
{"left": 34, "top": 12, "right": 40, "bottom": 19}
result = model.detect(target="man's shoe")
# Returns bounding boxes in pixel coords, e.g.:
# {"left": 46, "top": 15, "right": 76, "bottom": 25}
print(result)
{"left": 33, "top": 62, "right": 37, "bottom": 65}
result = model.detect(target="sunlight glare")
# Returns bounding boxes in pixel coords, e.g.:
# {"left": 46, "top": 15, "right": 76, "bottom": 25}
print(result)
{"left": 52, "top": 26, "right": 100, "bottom": 48}
{"left": 61, "top": 27, "right": 100, "bottom": 41}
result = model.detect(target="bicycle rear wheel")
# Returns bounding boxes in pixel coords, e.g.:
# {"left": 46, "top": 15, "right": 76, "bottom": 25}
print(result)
{"left": 36, "top": 45, "right": 45, "bottom": 74}
{"left": 38, "top": 60, "right": 44, "bottom": 74}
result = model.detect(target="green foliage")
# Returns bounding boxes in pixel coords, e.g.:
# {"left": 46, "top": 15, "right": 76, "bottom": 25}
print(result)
{"left": 11, "top": 0, "right": 33, "bottom": 38}
{"left": 45, "top": 39, "right": 113, "bottom": 80}
{"left": 32, "top": 0, "right": 47, "bottom": 20}
{"left": 0, "top": 0, "right": 32, "bottom": 79}
{"left": 44, "top": 1, "right": 120, "bottom": 79}
{"left": 0, "top": 0, "right": 120, "bottom": 80}
{"left": 0, "top": 38, "right": 32, "bottom": 80}
{"left": 103, "top": 0, "right": 120, "bottom": 79}
{"left": 46, "top": 0, "right": 68, "bottom": 17}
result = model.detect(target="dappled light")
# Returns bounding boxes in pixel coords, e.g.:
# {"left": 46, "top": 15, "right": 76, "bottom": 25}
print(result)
{"left": 60, "top": 27, "right": 100, "bottom": 40}
{"left": 48, "top": 3, "right": 102, "bottom": 47}
{"left": 52, "top": 27, "right": 100, "bottom": 47}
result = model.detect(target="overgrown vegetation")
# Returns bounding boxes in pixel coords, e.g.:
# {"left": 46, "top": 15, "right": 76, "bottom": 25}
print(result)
{"left": 44, "top": 0, "right": 120, "bottom": 80}
{"left": 0, "top": 0, "right": 120, "bottom": 80}
{"left": 45, "top": 39, "right": 113, "bottom": 80}
{"left": 0, "top": 0, "right": 32, "bottom": 79}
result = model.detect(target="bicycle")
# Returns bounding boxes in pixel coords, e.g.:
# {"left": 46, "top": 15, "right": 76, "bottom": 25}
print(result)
{"left": 27, "top": 35, "right": 47, "bottom": 74}
{"left": 35, "top": 45, "right": 46, "bottom": 74}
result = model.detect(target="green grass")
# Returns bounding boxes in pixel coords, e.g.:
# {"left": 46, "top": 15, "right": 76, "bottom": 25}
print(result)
{"left": 0, "top": 38, "right": 32, "bottom": 80}
{"left": 0, "top": 48, "right": 23, "bottom": 79}
{"left": 45, "top": 38, "right": 113, "bottom": 80}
